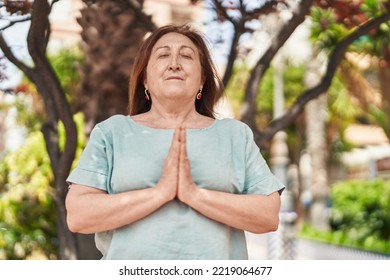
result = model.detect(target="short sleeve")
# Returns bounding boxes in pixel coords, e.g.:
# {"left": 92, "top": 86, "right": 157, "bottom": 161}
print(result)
{"left": 243, "top": 125, "right": 285, "bottom": 195}
{"left": 66, "top": 125, "right": 112, "bottom": 192}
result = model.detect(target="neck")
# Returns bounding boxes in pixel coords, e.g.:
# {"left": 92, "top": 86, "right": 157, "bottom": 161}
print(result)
{"left": 148, "top": 102, "right": 199, "bottom": 127}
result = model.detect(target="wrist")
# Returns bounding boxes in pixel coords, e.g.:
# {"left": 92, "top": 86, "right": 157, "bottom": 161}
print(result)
{"left": 155, "top": 182, "right": 176, "bottom": 203}
{"left": 178, "top": 182, "right": 198, "bottom": 205}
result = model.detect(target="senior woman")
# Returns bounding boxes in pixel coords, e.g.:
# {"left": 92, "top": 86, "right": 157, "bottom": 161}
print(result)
{"left": 65, "top": 24, "right": 285, "bottom": 260}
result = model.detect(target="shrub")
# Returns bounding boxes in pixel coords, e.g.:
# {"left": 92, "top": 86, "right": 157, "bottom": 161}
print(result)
{"left": 300, "top": 179, "right": 390, "bottom": 255}
{"left": 0, "top": 113, "right": 85, "bottom": 259}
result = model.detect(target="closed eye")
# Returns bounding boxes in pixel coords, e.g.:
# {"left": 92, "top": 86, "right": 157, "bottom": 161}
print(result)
{"left": 180, "top": 53, "right": 193, "bottom": 59}
{"left": 158, "top": 54, "right": 169, "bottom": 58}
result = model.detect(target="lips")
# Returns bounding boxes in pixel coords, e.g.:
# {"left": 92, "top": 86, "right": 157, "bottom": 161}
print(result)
{"left": 166, "top": 76, "right": 183, "bottom": 80}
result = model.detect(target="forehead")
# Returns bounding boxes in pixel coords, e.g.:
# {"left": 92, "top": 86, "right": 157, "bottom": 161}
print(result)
{"left": 153, "top": 32, "right": 198, "bottom": 52}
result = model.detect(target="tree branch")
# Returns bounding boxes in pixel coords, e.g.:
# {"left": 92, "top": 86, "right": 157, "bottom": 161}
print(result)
{"left": 216, "top": 0, "right": 286, "bottom": 87}
{"left": 0, "top": 32, "right": 33, "bottom": 76}
{"left": 27, "top": 0, "right": 77, "bottom": 177}
{"left": 27, "top": 0, "right": 50, "bottom": 57}
{"left": 240, "top": 0, "right": 314, "bottom": 128}
{"left": 0, "top": 14, "right": 31, "bottom": 31}
{"left": 258, "top": 10, "right": 390, "bottom": 147}
{"left": 220, "top": 0, "right": 246, "bottom": 86}
{"left": 210, "top": 0, "right": 236, "bottom": 24}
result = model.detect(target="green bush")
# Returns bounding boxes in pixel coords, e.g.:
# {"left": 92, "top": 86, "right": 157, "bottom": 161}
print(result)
{"left": 0, "top": 113, "right": 85, "bottom": 259}
{"left": 0, "top": 131, "right": 57, "bottom": 259}
{"left": 300, "top": 179, "right": 390, "bottom": 255}
{"left": 0, "top": 46, "right": 84, "bottom": 259}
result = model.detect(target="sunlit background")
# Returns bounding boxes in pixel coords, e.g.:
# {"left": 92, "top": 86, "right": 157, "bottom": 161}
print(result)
{"left": 0, "top": 0, "right": 389, "bottom": 260}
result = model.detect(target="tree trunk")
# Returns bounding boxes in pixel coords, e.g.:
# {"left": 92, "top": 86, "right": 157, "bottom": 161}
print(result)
{"left": 77, "top": 0, "right": 155, "bottom": 134}
{"left": 240, "top": 0, "right": 313, "bottom": 130}
{"left": 378, "top": 59, "right": 390, "bottom": 138}
{"left": 0, "top": 0, "right": 79, "bottom": 259}
{"left": 28, "top": 41, "right": 79, "bottom": 260}
{"left": 304, "top": 57, "right": 329, "bottom": 230}
{"left": 0, "top": 92, "right": 6, "bottom": 155}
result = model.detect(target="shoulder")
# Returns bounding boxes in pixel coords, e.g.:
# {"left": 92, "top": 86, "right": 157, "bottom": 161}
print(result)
{"left": 216, "top": 118, "right": 253, "bottom": 135}
{"left": 94, "top": 114, "right": 129, "bottom": 132}
{"left": 98, "top": 114, "right": 129, "bottom": 127}
{"left": 90, "top": 114, "right": 130, "bottom": 140}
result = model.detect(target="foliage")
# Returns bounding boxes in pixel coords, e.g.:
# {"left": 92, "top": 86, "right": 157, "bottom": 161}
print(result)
{"left": 326, "top": 70, "right": 361, "bottom": 160}
{"left": 224, "top": 63, "right": 249, "bottom": 117}
{"left": 5, "top": 47, "right": 83, "bottom": 133}
{"left": 225, "top": 62, "right": 306, "bottom": 126}
{"left": 310, "top": 0, "right": 390, "bottom": 146}
{"left": 0, "top": 113, "right": 85, "bottom": 259}
{"left": 0, "top": 46, "right": 84, "bottom": 259}
{"left": 359, "top": 0, "right": 390, "bottom": 61}
{"left": 300, "top": 179, "right": 390, "bottom": 255}
{"left": 226, "top": 60, "right": 321, "bottom": 158}
{"left": 2, "top": 0, "right": 33, "bottom": 15}
{"left": 311, "top": 0, "right": 390, "bottom": 55}
{"left": 48, "top": 47, "right": 83, "bottom": 106}
{"left": 330, "top": 179, "right": 390, "bottom": 242}
{"left": 310, "top": 6, "right": 349, "bottom": 50}
{"left": 327, "top": 73, "right": 362, "bottom": 124}
{"left": 0, "top": 130, "right": 56, "bottom": 259}
{"left": 256, "top": 62, "right": 306, "bottom": 127}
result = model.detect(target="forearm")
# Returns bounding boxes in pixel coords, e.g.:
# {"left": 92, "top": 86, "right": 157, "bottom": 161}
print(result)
{"left": 182, "top": 188, "right": 281, "bottom": 234}
{"left": 66, "top": 185, "right": 170, "bottom": 234}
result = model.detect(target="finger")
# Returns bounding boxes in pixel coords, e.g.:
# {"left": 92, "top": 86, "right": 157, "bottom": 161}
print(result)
{"left": 180, "top": 126, "right": 186, "bottom": 145}
{"left": 173, "top": 127, "right": 181, "bottom": 145}
{"left": 167, "top": 128, "right": 180, "bottom": 156}
{"left": 179, "top": 127, "right": 188, "bottom": 162}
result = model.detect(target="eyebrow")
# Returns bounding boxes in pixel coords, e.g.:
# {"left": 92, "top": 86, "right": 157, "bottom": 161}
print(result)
{"left": 155, "top": 45, "right": 196, "bottom": 53}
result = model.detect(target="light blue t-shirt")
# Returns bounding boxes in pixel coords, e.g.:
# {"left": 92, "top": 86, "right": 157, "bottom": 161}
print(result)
{"left": 66, "top": 114, "right": 284, "bottom": 260}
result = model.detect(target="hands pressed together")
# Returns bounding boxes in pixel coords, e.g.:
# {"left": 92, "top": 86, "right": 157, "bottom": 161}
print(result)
{"left": 156, "top": 127, "right": 198, "bottom": 204}
{"left": 66, "top": 126, "right": 281, "bottom": 234}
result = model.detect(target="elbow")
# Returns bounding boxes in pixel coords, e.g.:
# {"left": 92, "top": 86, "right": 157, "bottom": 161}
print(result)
{"left": 65, "top": 199, "right": 78, "bottom": 233}
{"left": 66, "top": 217, "right": 78, "bottom": 233}
{"left": 260, "top": 192, "right": 282, "bottom": 233}
{"left": 267, "top": 215, "right": 280, "bottom": 232}
{"left": 65, "top": 198, "right": 89, "bottom": 234}
{"left": 250, "top": 212, "right": 280, "bottom": 234}
{"left": 251, "top": 221, "right": 279, "bottom": 234}
{"left": 268, "top": 210, "right": 281, "bottom": 232}
{"left": 66, "top": 214, "right": 94, "bottom": 234}
{"left": 265, "top": 209, "right": 281, "bottom": 233}
{"left": 66, "top": 206, "right": 95, "bottom": 234}
{"left": 66, "top": 212, "right": 83, "bottom": 233}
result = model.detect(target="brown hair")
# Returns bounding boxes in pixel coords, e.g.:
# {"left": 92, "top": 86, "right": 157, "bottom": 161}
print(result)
{"left": 128, "top": 24, "right": 224, "bottom": 118}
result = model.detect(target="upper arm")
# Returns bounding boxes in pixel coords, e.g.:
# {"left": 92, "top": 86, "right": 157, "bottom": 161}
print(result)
{"left": 67, "top": 183, "right": 107, "bottom": 195}
{"left": 66, "top": 125, "right": 112, "bottom": 192}
{"left": 268, "top": 191, "right": 281, "bottom": 213}
{"left": 243, "top": 124, "right": 285, "bottom": 195}
{"left": 65, "top": 184, "right": 107, "bottom": 210}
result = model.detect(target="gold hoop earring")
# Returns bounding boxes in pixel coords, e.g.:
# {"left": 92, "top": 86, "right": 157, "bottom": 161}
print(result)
{"left": 144, "top": 88, "right": 150, "bottom": 101}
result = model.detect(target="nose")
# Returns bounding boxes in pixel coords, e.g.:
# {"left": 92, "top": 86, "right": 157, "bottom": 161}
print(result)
{"left": 168, "top": 55, "right": 181, "bottom": 71}
{"left": 169, "top": 65, "right": 181, "bottom": 71}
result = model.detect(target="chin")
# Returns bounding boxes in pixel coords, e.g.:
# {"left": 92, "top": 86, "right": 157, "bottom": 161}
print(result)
{"left": 163, "top": 91, "right": 191, "bottom": 99}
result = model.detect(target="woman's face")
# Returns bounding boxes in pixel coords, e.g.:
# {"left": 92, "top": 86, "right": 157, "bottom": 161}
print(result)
{"left": 145, "top": 32, "right": 204, "bottom": 103}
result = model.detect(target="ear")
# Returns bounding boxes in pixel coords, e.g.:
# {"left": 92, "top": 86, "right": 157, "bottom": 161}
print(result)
{"left": 143, "top": 79, "right": 148, "bottom": 90}
{"left": 200, "top": 76, "right": 205, "bottom": 89}
{"left": 143, "top": 70, "right": 148, "bottom": 88}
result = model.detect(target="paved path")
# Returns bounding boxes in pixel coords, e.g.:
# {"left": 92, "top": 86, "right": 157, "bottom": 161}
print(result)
{"left": 245, "top": 232, "right": 390, "bottom": 260}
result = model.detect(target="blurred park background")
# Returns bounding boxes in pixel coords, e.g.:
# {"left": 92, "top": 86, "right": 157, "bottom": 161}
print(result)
{"left": 0, "top": 0, "right": 389, "bottom": 260}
